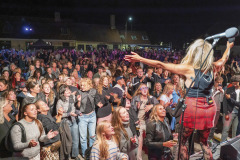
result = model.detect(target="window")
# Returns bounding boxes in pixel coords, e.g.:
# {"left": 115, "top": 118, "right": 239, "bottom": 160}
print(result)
{"left": 86, "top": 45, "right": 93, "bottom": 51}
{"left": 26, "top": 41, "right": 34, "bottom": 50}
{"left": 62, "top": 42, "right": 70, "bottom": 47}
{"left": 120, "top": 35, "right": 125, "bottom": 39}
{"left": 0, "top": 41, "right": 11, "bottom": 49}
{"left": 78, "top": 44, "right": 84, "bottom": 50}
{"left": 113, "top": 44, "right": 118, "bottom": 49}
{"left": 46, "top": 42, "right": 52, "bottom": 46}
{"left": 131, "top": 35, "right": 137, "bottom": 40}
{"left": 97, "top": 45, "right": 107, "bottom": 50}
{"left": 142, "top": 35, "right": 148, "bottom": 40}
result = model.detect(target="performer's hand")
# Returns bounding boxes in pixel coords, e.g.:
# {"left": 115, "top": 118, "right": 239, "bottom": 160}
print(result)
{"left": 225, "top": 94, "right": 231, "bottom": 99}
{"left": 227, "top": 41, "right": 234, "bottom": 49}
{"left": 124, "top": 52, "right": 142, "bottom": 63}
{"left": 225, "top": 114, "right": 229, "bottom": 121}
{"left": 163, "top": 140, "right": 177, "bottom": 148}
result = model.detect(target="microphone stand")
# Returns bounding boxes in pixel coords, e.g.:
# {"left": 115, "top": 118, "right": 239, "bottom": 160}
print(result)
{"left": 177, "top": 38, "right": 220, "bottom": 160}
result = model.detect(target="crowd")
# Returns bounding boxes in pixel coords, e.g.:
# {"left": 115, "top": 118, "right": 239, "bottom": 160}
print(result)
{"left": 0, "top": 42, "right": 238, "bottom": 160}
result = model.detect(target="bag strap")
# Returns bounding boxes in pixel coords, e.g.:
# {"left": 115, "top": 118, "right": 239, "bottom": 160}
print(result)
{"left": 15, "top": 122, "right": 27, "bottom": 143}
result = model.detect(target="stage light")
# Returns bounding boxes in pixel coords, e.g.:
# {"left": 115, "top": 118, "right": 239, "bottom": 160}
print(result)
{"left": 25, "top": 28, "right": 29, "bottom": 31}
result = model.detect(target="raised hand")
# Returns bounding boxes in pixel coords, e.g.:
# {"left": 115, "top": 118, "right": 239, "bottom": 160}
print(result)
{"left": 47, "top": 129, "right": 59, "bottom": 139}
{"left": 124, "top": 52, "right": 142, "bottom": 63}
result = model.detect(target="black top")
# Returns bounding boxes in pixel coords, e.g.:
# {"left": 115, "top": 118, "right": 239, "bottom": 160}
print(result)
{"left": 187, "top": 69, "right": 214, "bottom": 97}
{"left": 0, "top": 114, "right": 16, "bottom": 158}
{"left": 82, "top": 90, "right": 93, "bottom": 114}
{"left": 95, "top": 87, "right": 114, "bottom": 118}
{"left": 37, "top": 113, "right": 60, "bottom": 147}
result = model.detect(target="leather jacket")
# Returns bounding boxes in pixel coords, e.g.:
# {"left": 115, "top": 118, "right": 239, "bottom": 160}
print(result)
{"left": 145, "top": 118, "right": 172, "bottom": 158}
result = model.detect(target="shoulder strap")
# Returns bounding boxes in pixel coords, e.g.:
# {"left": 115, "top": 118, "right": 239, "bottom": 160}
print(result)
{"left": 15, "top": 122, "right": 27, "bottom": 142}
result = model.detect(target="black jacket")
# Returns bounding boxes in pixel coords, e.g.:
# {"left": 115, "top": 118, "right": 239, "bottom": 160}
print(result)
{"left": 223, "top": 86, "right": 237, "bottom": 115}
{"left": 145, "top": 118, "right": 172, "bottom": 158}
{"left": 95, "top": 87, "right": 114, "bottom": 118}
{"left": 37, "top": 113, "right": 60, "bottom": 147}
{"left": 131, "top": 76, "right": 147, "bottom": 93}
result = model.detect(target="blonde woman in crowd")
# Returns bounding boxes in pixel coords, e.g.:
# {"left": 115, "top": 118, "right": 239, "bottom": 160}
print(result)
{"left": 90, "top": 121, "right": 128, "bottom": 160}
{"left": 112, "top": 107, "right": 138, "bottom": 160}
{"left": 96, "top": 76, "right": 114, "bottom": 123}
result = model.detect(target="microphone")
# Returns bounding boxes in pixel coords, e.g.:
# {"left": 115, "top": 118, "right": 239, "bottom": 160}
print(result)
{"left": 205, "top": 27, "right": 239, "bottom": 40}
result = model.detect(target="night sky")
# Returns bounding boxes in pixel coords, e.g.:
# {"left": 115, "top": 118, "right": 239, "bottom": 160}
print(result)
{"left": 1, "top": 0, "right": 240, "bottom": 48}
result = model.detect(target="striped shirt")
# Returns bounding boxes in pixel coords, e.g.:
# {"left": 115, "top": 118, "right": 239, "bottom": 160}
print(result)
{"left": 90, "top": 140, "right": 128, "bottom": 160}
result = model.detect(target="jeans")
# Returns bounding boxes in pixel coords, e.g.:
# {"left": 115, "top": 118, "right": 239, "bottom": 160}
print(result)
{"left": 221, "top": 112, "right": 238, "bottom": 142}
{"left": 68, "top": 120, "right": 79, "bottom": 158}
{"left": 78, "top": 111, "right": 96, "bottom": 157}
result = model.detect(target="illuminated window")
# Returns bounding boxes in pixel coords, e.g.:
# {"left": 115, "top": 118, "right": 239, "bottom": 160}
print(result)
{"left": 142, "top": 35, "right": 148, "bottom": 40}
{"left": 131, "top": 35, "right": 137, "bottom": 40}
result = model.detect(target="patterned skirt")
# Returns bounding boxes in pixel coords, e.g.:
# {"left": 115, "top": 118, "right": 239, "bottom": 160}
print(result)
{"left": 40, "top": 146, "right": 59, "bottom": 160}
{"left": 180, "top": 97, "right": 216, "bottom": 130}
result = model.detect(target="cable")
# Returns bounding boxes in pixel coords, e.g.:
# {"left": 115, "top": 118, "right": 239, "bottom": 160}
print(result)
{"left": 188, "top": 40, "right": 206, "bottom": 158}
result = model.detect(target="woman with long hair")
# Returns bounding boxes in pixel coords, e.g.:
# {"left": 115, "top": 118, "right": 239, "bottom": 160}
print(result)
{"left": 0, "top": 97, "right": 16, "bottom": 158}
{"left": 3, "top": 89, "right": 20, "bottom": 121}
{"left": 130, "top": 83, "right": 158, "bottom": 160}
{"left": 0, "top": 79, "right": 8, "bottom": 97}
{"left": 11, "top": 72, "right": 25, "bottom": 90}
{"left": 90, "top": 121, "right": 128, "bottom": 160}
{"left": 25, "top": 65, "right": 35, "bottom": 80}
{"left": 77, "top": 78, "right": 101, "bottom": 158}
{"left": 38, "top": 83, "right": 56, "bottom": 116}
{"left": 151, "top": 82, "right": 162, "bottom": 100}
{"left": 112, "top": 107, "right": 138, "bottom": 160}
{"left": 10, "top": 103, "right": 58, "bottom": 159}
{"left": 145, "top": 104, "right": 176, "bottom": 160}
{"left": 33, "top": 70, "right": 44, "bottom": 86}
{"left": 125, "top": 39, "right": 234, "bottom": 159}
{"left": 96, "top": 76, "right": 114, "bottom": 123}
{"left": 21, "top": 81, "right": 41, "bottom": 115}
{"left": 56, "top": 84, "right": 79, "bottom": 159}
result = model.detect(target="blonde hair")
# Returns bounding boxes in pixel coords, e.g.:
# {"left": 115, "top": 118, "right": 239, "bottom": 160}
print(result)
{"left": 95, "top": 121, "right": 116, "bottom": 159}
{"left": 0, "top": 97, "right": 6, "bottom": 124}
{"left": 111, "top": 107, "right": 129, "bottom": 146}
{"left": 149, "top": 104, "right": 163, "bottom": 122}
{"left": 181, "top": 39, "right": 214, "bottom": 73}
{"left": 80, "top": 78, "right": 93, "bottom": 89}
{"left": 42, "top": 83, "right": 55, "bottom": 106}
{"left": 97, "top": 76, "right": 109, "bottom": 95}
{"left": 162, "top": 83, "right": 174, "bottom": 95}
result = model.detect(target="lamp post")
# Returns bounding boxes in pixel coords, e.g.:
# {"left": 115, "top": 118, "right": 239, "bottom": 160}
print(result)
{"left": 125, "top": 17, "right": 133, "bottom": 49}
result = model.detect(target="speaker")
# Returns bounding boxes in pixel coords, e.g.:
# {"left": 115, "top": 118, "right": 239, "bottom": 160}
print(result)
{"left": 220, "top": 135, "right": 240, "bottom": 160}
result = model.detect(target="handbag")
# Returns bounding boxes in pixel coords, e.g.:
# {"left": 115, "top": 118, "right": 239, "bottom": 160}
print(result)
{"left": 161, "top": 149, "right": 174, "bottom": 160}
{"left": 50, "top": 140, "right": 61, "bottom": 152}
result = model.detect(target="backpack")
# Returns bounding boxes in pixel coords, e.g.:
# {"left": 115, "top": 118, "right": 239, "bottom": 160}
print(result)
{"left": 5, "top": 122, "right": 27, "bottom": 152}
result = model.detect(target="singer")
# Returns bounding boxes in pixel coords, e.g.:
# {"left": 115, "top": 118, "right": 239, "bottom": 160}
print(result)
{"left": 125, "top": 39, "right": 234, "bottom": 160}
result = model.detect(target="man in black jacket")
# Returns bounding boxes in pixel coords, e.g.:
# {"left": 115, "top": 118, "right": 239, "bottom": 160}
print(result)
{"left": 131, "top": 68, "right": 147, "bottom": 93}
{"left": 221, "top": 75, "right": 240, "bottom": 142}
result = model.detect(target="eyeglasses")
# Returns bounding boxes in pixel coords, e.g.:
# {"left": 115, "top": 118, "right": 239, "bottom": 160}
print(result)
{"left": 140, "top": 87, "right": 148, "bottom": 91}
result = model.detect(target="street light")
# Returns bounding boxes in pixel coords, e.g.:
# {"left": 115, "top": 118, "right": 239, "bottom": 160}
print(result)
{"left": 125, "top": 16, "right": 133, "bottom": 49}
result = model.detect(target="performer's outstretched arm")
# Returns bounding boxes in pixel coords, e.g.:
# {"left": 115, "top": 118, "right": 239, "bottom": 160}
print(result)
{"left": 213, "top": 41, "right": 234, "bottom": 68}
{"left": 125, "top": 52, "right": 193, "bottom": 77}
